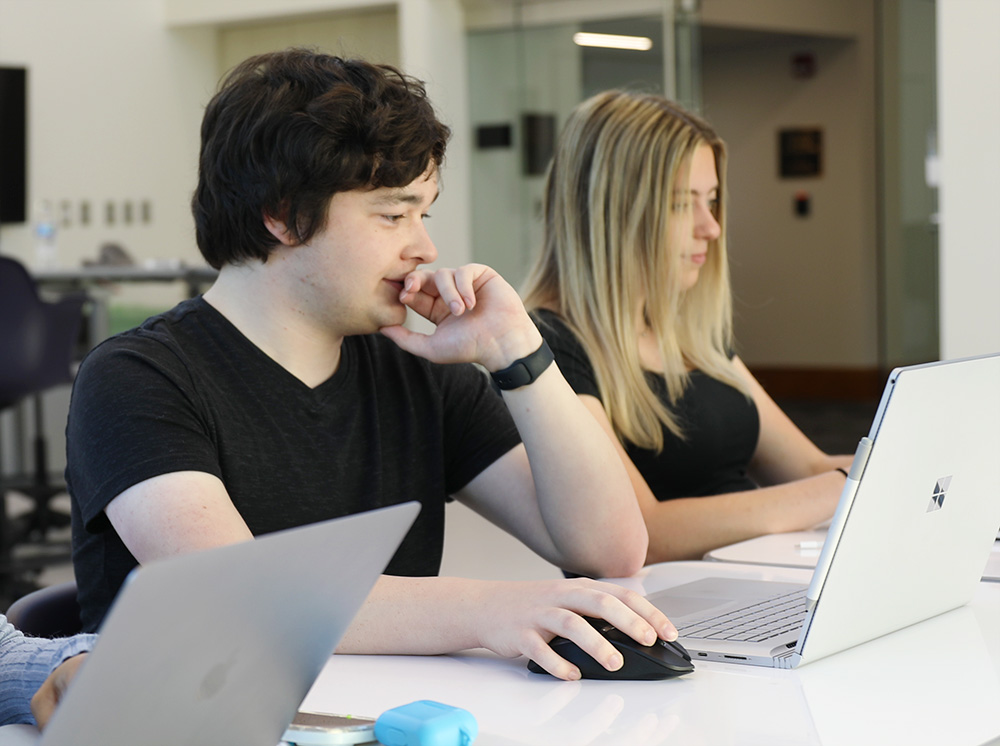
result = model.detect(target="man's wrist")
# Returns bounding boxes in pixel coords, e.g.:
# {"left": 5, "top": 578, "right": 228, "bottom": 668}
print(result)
{"left": 490, "top": 341, "right": 555, "bottom": 390}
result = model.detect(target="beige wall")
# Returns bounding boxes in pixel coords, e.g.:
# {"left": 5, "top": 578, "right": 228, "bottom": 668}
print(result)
{"left": 218, "top": 9, "right": 400, "bottom": 70}
{"left": 702, "top": 31, "right": 879, "bottom": 369}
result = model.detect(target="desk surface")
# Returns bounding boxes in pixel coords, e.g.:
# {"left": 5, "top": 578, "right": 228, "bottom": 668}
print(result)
{"left": 302, "top": 562, "right": 1000, "bottom": 746}
{"left": 706, "top": 531, "right": 1000, "bottom": 582}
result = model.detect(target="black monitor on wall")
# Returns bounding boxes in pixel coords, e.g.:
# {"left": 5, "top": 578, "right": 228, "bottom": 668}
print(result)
{"left": 0, "top": 66, "right": 27, "bottom": 224}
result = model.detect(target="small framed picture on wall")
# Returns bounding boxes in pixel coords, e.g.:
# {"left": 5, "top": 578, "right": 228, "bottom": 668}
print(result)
{"left": 779, "top": 128, "right": 822, "bottom": 178}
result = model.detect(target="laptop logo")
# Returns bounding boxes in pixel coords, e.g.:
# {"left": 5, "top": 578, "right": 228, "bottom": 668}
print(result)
{"left": 927, "top": 476, "right": 952, "bottom": 512}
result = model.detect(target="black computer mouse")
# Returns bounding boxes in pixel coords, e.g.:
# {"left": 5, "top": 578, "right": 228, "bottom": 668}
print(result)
{"left": 527, "top": 618, "right": 694, "bottom": 681}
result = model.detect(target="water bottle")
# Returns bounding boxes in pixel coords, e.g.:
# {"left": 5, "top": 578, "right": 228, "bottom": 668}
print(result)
{"left": 34, "top": 199, "right": 59, "bottom": 269}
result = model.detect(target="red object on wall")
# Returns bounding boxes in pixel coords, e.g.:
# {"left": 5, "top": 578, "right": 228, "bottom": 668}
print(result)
{"left": 794, "top": 191, "right": 811, "bottom": 217}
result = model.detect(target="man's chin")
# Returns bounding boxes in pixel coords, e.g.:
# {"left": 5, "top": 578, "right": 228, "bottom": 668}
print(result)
{"left": 375, "top": 306, "right": 408, "bottom": 331}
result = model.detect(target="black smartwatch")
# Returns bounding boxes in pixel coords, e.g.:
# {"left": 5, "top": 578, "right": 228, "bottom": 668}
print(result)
{"left": 490, "top": 340, "right": 555, "bottom": 390}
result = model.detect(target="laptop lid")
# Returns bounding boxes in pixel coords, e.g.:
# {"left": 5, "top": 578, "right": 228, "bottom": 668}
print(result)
{"left": 40, "top": 502, "right": 420, "bottom": 746}
{"left": 647, "top": 352, "right": 1000, "bottom": 667}
{"left": 794, "top": 352, "right": 1000, "bottom": 664}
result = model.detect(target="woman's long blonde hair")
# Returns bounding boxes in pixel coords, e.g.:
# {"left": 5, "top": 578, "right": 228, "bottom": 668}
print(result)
{"left": 522, "top": 90, "right": 748, "bottom": 451}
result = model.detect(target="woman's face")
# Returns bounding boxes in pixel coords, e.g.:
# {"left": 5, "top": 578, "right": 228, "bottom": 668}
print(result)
{"left": 671, "top": 143, "right": 721, "bottom": 291}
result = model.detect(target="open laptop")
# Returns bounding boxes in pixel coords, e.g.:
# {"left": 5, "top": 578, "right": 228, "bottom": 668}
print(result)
{"left": 645, "top": 352, "right": 1000, "bottom": 668}
{"left": 29, "top": 502, "right": 420, "bottom": 746}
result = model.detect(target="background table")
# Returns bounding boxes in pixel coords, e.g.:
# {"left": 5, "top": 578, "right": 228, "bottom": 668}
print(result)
{"left": 33, "top": 263, "right": 217, "bottom": 349}
{"left": 704, "top": 530, "right": 1000, "bottom": 582}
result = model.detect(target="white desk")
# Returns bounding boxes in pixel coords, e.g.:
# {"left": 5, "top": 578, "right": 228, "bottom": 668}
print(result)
{"left": 300, "top": 562, "right": 1000, "bottom": 746}
{"left": 705, "top": 530, "right": 1000, "bottom": 582}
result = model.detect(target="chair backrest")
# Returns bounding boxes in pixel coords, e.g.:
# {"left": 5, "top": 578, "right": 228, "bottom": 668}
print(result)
{"left": 5, "top": 580, "right": 82, "bottom": 638}
{"left": 0, "top": 256, "right": 85, "bottom": 409}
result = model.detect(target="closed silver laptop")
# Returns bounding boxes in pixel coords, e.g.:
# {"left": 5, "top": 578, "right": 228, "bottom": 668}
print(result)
{"left": 38, "top": 502, "right": 419, "bottom": 745}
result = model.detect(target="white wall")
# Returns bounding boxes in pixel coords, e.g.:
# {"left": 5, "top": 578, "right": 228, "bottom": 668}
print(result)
{"left": 0, "top": 0, "right": 218, "bottom": 474}
{"left": 937, "top": 0, "right": 1000, "bottom": 359}
{"left": 164, "top": 0, "right": 392, "bottom": 26}
{"left": 0, "top": 0, "right": 216, "bottom": 299}
{"left": 0, "top": 0, "right": 473, "bottom": 280}
{"left": 398, "top": 0, "right": 472, "bottom": 271}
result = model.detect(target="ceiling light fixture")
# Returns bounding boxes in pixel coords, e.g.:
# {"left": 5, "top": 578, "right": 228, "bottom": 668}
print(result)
{"left": 572, "top": 32, "right": 653, "bottom": 51}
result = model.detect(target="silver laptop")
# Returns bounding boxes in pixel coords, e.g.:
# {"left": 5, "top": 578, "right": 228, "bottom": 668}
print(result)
{"left": 646, "top": 353, "right": 1000, "bottom": 668}
{"left": 37, "top": 502, "right": 420, "bottom": 746}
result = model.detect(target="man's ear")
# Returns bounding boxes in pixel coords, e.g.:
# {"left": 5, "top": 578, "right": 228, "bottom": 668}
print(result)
{"left": 263, "top": 213, "right": 297, "bottom": 246}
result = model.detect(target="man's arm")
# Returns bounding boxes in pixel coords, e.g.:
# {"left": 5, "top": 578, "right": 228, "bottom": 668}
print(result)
{"left": 336, "top": 574, "right": 674, "bottom": 682}
{"left": 105, "top": 471, "right": 676, "bottom": 682}
{"left": 577, "top": 393, "right": 849, "bottom": 564}
{"left": 380, "top": 264, "right": 648, "bottom": 579}
{"left": 104, "top": 471, "right": 254, "bottom": 562}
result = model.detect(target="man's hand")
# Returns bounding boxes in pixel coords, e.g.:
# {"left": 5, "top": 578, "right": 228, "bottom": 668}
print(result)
{"left": 379, "top": 264, "right": 541, "bottom": 372}
{"left": 470, "top": 578, "right": 677, "bottom": 681}
{"left": 31, "top": 653, "right": 87, "bottom": 730}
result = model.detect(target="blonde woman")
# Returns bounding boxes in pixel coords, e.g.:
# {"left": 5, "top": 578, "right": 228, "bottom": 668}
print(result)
{"left": 523, "top": 90, "right": 853, "bottom": 564}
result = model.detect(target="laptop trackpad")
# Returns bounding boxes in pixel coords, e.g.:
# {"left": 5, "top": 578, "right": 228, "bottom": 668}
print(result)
{"left": 645, "top": 578, "right": 806, "bottom": 621}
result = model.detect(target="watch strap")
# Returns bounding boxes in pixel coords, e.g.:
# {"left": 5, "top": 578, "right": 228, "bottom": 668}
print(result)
{"left": 490, "top": 340, "right": 555, "bottom": 390}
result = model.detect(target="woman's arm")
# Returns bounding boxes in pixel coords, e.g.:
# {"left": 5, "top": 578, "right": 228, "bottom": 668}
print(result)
{"left": 576, "top": 356, "right": 855, "bottom": 564}
{"left": 734, "top": 357, "right": 854, "bottom": 485}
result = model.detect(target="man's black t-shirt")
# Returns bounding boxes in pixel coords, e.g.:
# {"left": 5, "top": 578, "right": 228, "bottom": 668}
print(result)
{"left": 68, "top": 298, "right": 521, "bottom": 632}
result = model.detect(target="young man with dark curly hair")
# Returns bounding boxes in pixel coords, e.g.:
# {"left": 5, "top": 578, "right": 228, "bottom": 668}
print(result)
{"left": 67, "top": 49, "right": 674, "bottom": 682}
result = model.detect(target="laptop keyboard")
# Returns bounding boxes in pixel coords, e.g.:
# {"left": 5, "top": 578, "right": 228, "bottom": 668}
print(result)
{"left": 676, "top": 588, "right": 808, "bottom": 643}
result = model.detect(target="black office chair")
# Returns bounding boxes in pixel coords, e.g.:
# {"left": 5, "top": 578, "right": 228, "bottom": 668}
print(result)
{"left": 0, "top": 256, "right": 86, "bottom": 593}
{"left": 5, "top": 580, "right": 82, "bottom": 638}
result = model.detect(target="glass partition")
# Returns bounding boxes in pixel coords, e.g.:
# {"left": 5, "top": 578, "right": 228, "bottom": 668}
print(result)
{"left": 467, "top": 2, "right": 695, "bottom": 287}
{"left": 878, "top": 0, "right": 939, "bottom": 367}
{"left": 467, "top": 0, "right": 939, "bottom": 387}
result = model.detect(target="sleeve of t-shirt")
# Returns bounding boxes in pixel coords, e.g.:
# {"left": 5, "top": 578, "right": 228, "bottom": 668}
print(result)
{"left": 438, "top": 363, "right": 522, "bottom": 495}
{"left": 532, "top": 310, "right": 602, "bottom": 401}
{"left": 66, "top": 334, "right": 223, "bottom": 534}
